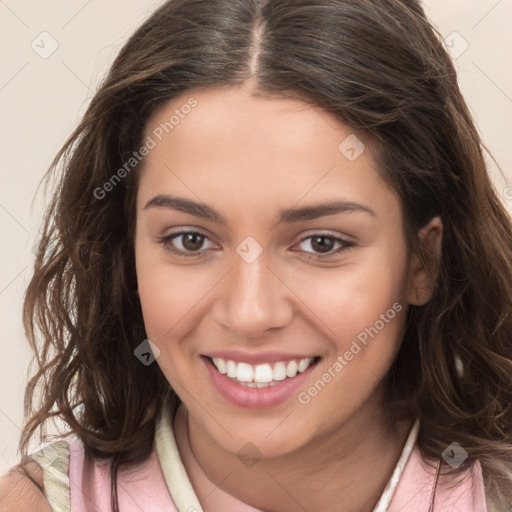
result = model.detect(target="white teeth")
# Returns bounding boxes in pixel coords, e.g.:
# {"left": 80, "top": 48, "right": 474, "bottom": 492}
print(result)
{"left": 211, "top": 357, "right": 316, "bottom": 384}
{"left": 254, "top": 363, "right": 273, "bottom": 383}
{"left": 272, "top": 362, "right": 287, "bottom": 381}
{"left": 286, "top": 360, "right": 298, "bottom": 378}
{"left": 236, "top": 362, "right": 254, "bottom": 382}
{"left": 237, "top": 381, "right": 280, "bottom": 388}
{"left": 298, "top": 358, "right": 310, "bottom": 373}
{"left": 213, "top": 357, "right": 227, "bottom": 374}
{"left": 226, "top": 360, "right": 237, "bottom": 378}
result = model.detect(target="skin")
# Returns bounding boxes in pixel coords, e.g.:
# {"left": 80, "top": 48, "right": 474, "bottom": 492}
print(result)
{"left": 134, "top": 84, "right": 443, "bottom": 512}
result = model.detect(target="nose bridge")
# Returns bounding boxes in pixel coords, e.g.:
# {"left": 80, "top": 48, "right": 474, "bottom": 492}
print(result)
{"left": 216, "top": 243, "right": 292, "bottom": 336}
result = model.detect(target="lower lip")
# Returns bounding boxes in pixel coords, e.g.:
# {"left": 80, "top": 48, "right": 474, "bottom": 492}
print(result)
{"left": 202, "top": 357, "right": 319, "bottom": 409}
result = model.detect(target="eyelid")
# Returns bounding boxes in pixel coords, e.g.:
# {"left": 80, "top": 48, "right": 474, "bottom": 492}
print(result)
{"left": 157, "top": 228, "right": 355, "bottom": 259}
{"left": 298, "top": 229, "right": 355, "bottom": 244}
{"left": 293, "top": 232, "right": 354, "bottom": 259}
{"left": 157, "top": 229, "right": 216, "bottom": 257}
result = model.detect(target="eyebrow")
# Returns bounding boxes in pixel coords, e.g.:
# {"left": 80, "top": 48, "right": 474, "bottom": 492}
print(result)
{"left": 143, "top": 195, "right": 376, "bottom": 224}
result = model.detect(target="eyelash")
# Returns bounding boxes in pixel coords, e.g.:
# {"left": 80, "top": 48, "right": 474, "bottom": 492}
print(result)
{"left": 157, "top": 230, "right": 355, "bottom": 260}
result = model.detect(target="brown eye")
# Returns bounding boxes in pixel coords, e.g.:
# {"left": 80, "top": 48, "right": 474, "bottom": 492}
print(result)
{"left": 181, "top": 232, "right": 205, "bottom": 251}
{"left": 295, "top": 233, "right": 354, "bottom": 260}
{"left": 158, "top": 230, "right": 215, "bottom": 257}
{"left": 310, "top": 235, "right": 336, "bottom": 253}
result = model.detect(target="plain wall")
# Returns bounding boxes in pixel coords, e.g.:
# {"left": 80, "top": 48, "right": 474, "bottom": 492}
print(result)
{"left": 1, "top": 0, "right": 511, "bottom": 473}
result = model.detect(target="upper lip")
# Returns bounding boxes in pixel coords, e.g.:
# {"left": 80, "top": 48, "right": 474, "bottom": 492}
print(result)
{"left": 203, "top": 350, "right": 319, "bottom": 365}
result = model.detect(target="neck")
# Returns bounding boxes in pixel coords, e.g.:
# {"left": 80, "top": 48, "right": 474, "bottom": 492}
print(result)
{"left": 173, "top": 389, "right": 413, "bottom": 512}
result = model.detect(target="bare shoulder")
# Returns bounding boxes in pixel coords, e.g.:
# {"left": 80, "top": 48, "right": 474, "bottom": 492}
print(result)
{"left": 0, "top": 461, "right": 51, "bottom": 512}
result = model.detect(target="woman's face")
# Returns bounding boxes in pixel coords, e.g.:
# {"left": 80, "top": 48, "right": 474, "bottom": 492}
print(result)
{"left": 134, "top": 85, "right": 436, "bottom": 456}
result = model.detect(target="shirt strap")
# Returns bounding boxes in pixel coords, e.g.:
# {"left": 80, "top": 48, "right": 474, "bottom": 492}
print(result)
{"left": 30, "top": 440, "right": 71, "bottom": 512}
{"left": 371, "top": 418, "right": 420, "bottom": 512}
{"left": 155, "top": 402, "right": 204, "bottom": 512}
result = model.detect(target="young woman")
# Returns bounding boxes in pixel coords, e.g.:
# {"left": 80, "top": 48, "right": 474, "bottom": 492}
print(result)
{"left": 1, "top": 0, "right": 511, "bottom": 511}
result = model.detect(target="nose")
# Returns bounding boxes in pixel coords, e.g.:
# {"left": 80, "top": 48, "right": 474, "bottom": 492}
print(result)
{"left": 213, "top": 250, "right": 294, "bottom": 339}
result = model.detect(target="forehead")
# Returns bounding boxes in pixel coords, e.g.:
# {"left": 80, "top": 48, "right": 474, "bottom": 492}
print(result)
{"left": 138, "top": 85, "right": 399, "bottom": 225}
{"left": 145, "top": 86, "right": 345, "bottom": 158}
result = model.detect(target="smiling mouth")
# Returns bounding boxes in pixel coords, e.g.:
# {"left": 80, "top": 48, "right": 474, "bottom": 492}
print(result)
{"left": 204, "top": 355, "right": 322, "bottom": 388}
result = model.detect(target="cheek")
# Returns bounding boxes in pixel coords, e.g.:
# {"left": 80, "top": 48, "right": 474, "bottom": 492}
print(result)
{"left": 135, "top": 258, "right": 206, "bottom": 385}
{"left": 288, "top": 247, "right": 409, "bottom": 348}
{"left": 135, "top": 245, "right": 217, "bottom": 352}
{"left": 292, "top": 252, "right": 408, "bottom": 417}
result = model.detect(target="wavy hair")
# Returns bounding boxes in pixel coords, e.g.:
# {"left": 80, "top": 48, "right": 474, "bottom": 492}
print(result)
{"left": 18, "top": 0, "right": 512, "bottom": 510}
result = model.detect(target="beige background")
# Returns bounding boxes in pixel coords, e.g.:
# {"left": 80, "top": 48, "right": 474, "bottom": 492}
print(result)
{"left": 1, "top": 0, "right": 511, "bottom": 473}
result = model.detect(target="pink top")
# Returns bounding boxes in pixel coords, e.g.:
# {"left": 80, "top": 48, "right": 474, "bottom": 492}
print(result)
{"left": 29, "top": 404, "right": 489, "bottom": 512}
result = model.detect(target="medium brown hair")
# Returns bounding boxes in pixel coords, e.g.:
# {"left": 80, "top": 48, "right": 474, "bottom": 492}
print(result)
{"left": 19, "top": 0, "right": 512, "bottom": 510}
